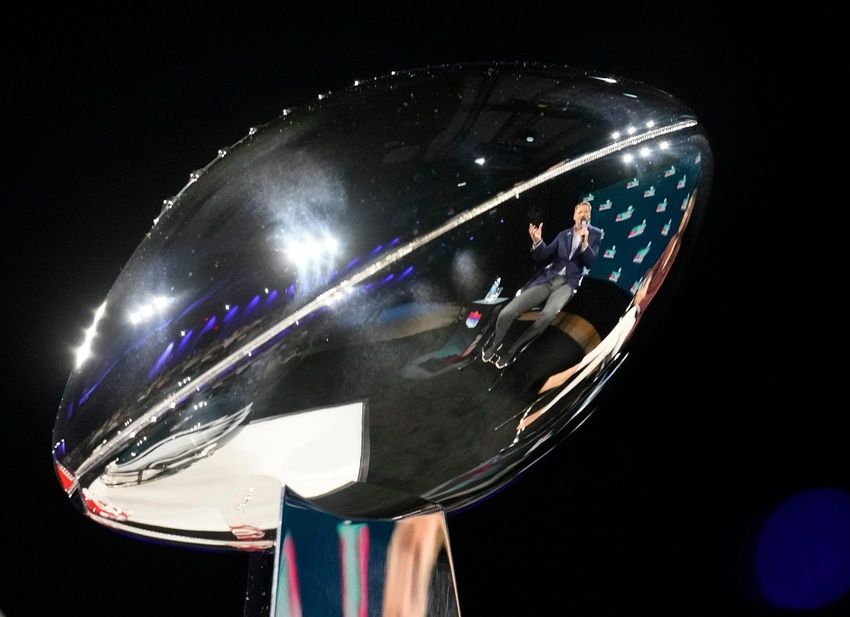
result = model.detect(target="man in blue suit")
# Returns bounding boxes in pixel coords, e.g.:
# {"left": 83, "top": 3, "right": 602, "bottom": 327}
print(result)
{"left": 482, "top": 201, "right": 602, "bottom": 368}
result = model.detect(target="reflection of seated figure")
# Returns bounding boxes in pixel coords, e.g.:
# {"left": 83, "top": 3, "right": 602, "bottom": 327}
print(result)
{"left": 482, "top": 200, "right": 601, "bottom": 368}
{"left": 515, "top": 190, "right": 699, "bottom": 433}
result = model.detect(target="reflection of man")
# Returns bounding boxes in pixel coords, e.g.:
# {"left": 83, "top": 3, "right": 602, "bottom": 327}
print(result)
{"left": 515, "top": 190, "right": 700, "bottom": 433}
{"left": 482, "top": 200, "right": 601, "bottom": 368}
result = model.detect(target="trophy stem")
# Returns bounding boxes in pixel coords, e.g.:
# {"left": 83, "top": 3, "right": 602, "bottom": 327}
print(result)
{"left": 245, "top": 487, "right": 460, "bottom": 617}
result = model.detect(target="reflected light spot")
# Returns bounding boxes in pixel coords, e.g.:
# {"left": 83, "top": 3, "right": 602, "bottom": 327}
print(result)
{"left": 622, "top": 153, "right": 634, "bottom": 163}
{"left": 74, "top": 301, "right": 107, "bottom": 369}
{"left": 660, "top": 141, "right": 670, "bottom": 150}
{"left": 245, "top": 295, "right": 260, "bottom": 315}
{"left": 223, "top": 305, "right": 240, "bottom": 324}
{"left": 640, "top": 147, "right": 651, "bottom": 158}
{"left": 128, "top": 295, "right": 173, "bottom": 325}
{"left": 177, "top": 329, "right": 194, "bottom": 351}
{"left": 645, "top": 120, "right": 655, "bottom": 128}
{"left": 474, "top": 157, "right": 486, "bottom": 166}
{"left": 626, "top": 126, "right": 637, "bottom": 135}
{"left": 148, "top": 341, "right": 175, "bottom": 381}
{"left": 611, "top": 131, "right": 621, "bottom": 139}
{"left": 757, "top": 488, "right": 850, "bottom": 610}
{"left": 285, "top": 233, "right": 339, "bottom": 267}
{"left": 325, "top": 234, "right": 339, "bottom": 255}
{"left": 200, "top": 315, "right": 217, "bottom": 335}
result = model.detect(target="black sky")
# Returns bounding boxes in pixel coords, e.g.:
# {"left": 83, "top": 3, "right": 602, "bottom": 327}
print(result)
{"left": 4, "top": 8, "right": 845, "bottom": 616}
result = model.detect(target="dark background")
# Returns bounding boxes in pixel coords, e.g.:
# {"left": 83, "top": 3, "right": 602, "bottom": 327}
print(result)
{"left": 5, "top": 8, "right": 844, "bottom": 616}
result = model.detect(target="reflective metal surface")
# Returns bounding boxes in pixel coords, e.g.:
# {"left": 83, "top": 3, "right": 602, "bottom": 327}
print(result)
{"left": 52, "top": 62, "right": 712, "bottom": 546}
{"left": 263, "top": 488, "right": 457, "bottom": 617}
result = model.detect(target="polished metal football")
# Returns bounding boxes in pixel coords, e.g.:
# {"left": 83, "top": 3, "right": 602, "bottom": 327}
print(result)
{"left": 52, "top": 62, "right": 712, "bottom": 548}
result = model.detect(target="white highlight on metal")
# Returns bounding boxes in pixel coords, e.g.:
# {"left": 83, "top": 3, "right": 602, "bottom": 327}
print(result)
{"left": 71, "top": 119, "right": 697, "bottom": 481}
{"left": 128, "top": 295, "right": 172, "bottom": 325}
{"left": 85, "top": 513, "right": 273, "bottom": 550}
{"left": 285, "top": 233, "right": 340, "bottom": 267}
{"left": 75, "top": 301, "right": 108, "bottom": 369}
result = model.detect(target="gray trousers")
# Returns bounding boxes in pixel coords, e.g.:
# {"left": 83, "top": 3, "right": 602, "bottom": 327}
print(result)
{"left": 487, "top": 276, "right": 574, "bottom": 357}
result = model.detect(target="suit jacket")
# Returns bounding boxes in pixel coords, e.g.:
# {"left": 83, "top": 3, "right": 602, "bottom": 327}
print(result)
{"left": 525, "top": 225, "right": 602, "bottom": 290}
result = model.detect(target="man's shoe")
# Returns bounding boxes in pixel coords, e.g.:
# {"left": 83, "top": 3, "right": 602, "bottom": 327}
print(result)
{"left": 481, "top": 347, "right": 496, "bottom": 363}
{"left": 494, "top": 353, "right": 516, "bottom": 369}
